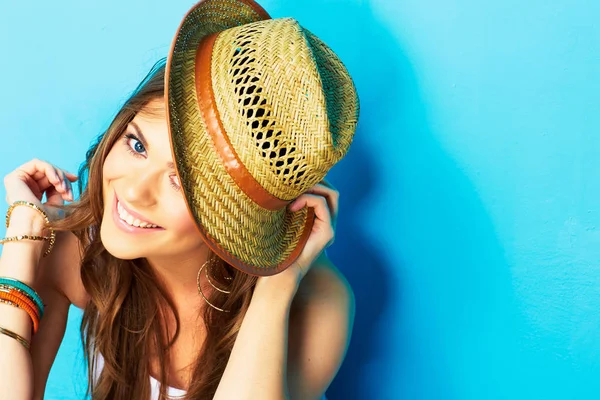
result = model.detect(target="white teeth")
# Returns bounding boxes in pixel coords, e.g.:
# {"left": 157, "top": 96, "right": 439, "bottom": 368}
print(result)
{"left": 117, "top": 201, "right": 159, "bottom": 229}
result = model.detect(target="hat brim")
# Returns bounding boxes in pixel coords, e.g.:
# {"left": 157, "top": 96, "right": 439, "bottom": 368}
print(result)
{"left": 165, "top": 0, "right": 315, "bottom": 276}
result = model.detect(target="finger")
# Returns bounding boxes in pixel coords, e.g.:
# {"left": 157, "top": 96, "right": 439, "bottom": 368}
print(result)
{"left": 60, "top": 171, "right": 69, "bottom": 194}
{"left": 17, "top": 160, "right": 73, "bottom": 200}
{"left": 33, "top": 174, "right": 70, "bottom": 203}
{"left": 42, "top": 165, "right": 74, "bottom": 196}
{"left": 45, "top": 184, "right": 64, "bottom": 206}
{"left": 303, "top": 184, "right": 339, "bottom": 226}
{"left": 59, "top": 171, "right": 78, "bottom": 187}
{"left": 319, "top": 177, "right": 334, "bottom": 189}
{"left": 46, "top": 168, "right": 67, "bottom": 195}
{"left": 35, "top": 175, "right": 55, "bottom": 192}
{"left": 63, "top": 171, "right": 78, "bottom": 181}
{"left": 15, "top": 159, "right": 55, "bottom": 178}
{"left": 289, "top": 193, "right": 333, "bottom": 228}
{"left": 52, "top": 168, "right": 66, "bottom": 192}
{"left": 56, "top": 169, "right": 77, "bottom": 198}
{"left": 10, "top": 162, "right": 60, "bottom": 199}
{"left": 22, "top": 161, "right": 77, "bottom": 184}
{"left": 14, "top": 160, "right": 60, "bottom": 189}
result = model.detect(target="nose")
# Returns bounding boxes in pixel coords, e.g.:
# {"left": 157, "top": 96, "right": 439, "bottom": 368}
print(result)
{"left": 119, "top": 169, "right": 161, "bottom": 209}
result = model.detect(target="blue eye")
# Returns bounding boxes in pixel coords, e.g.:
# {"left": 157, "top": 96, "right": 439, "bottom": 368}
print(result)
{"left": 133, "top": 140, "right": 145, "bottom": 153}
{"left": 122, "top": 132, "right": 180, "bottom": 192}
{"left": 124, "top": 133, "right": 145, "bottom": 155}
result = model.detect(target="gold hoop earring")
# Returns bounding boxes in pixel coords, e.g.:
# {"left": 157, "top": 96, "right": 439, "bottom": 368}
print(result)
{"left": 197, "top": 259, "right": 230, "bottom": 313}
{"left": 205, "top": 262, "right": 231, "bottom": 294}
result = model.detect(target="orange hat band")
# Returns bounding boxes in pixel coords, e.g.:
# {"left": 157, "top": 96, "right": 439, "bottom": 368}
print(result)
{"left": 195, "top": 32, "right": 290, "bottom": 211}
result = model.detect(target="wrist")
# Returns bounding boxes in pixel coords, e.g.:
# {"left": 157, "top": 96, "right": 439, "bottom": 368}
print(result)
{"left": 3, "top": 209, "right": 49, "bottom": 273}
{"left": 254, "top": 269, "right": 302, "bottom": 305}
{"left": 6, "top": 207, "right": 48, "bottom": 237}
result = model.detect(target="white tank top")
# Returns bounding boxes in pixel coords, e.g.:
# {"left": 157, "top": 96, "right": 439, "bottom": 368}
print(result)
{"left": 94, "top": 353, "right": 186, "bottom": 399}
{"left": 94, "top": 353, "right": 327, "bottom": 399}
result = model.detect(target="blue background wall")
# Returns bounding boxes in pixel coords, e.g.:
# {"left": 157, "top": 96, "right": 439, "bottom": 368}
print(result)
{"left": 1, "top": 0, "right": 599, "bottom": 399}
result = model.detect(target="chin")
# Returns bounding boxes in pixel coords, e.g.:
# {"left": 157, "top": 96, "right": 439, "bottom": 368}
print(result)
{"left": 99, "top": 218, "right": 143, "bottom": 260}
{"left": 101, "top": 238, "right": 142, "bottom": 260}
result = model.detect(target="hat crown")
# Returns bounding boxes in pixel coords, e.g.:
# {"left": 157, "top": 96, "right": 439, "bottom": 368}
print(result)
{"left": 166, "top": 0, "right": 360, "bottom": 274}
{"left": 211, "top": 17, "right": 359, "bottom": 202}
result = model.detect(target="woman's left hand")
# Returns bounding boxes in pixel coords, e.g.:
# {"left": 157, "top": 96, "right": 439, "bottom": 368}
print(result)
{"left": 257, "top": 178, "right": 339, "bottom": 290}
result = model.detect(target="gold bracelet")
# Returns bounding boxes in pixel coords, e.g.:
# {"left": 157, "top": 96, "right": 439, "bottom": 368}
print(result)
{"left": 0, "top": 325, "right": 30, "bottom": 350}
{"left": 6, "top": 201, "right": 49, "bottom": 228}
{"left": 0, "top": 235, "right": 50, "bottom": 245}
{"left": 5, "top": 201, "right": 56, "bottom": 257}
{"left": 0, "top": 235, "right": 54, "bottom": 257}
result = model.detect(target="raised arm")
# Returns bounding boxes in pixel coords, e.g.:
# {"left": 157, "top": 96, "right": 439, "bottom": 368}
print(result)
{"left": 0, "top": 159, "right": 78, "bottom": 399}
{"left": 214, "top": 181, "right": 354, "bottom": 400}
{"left": 213, "top": 254, "right": 354, "bottom": 400}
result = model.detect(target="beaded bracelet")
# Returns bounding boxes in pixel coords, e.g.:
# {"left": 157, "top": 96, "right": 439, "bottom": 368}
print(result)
{"left": 5, "top": 201, "right": 56, "bottom": 257}
{"left": 0, "top": 294, "right": 39, "bottom": 334}
{"left": 0, "top": 287, "right": 41, "bottom": 319}
{"left": 0, "top": 235, "right": 50, "bottom": 247}
{"left": 0, "top": 284, "right": 44, "bottom": 318}
{"left": 0, "top": 278, "right": 44, "bottom": 316}
{"left": 0, "top": 326, "right": 30, "bottom": 350}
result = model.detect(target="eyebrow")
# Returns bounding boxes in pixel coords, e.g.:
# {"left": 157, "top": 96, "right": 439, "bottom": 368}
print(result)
{"left": 130, "top": 121, "right": 175, "bottom": 170}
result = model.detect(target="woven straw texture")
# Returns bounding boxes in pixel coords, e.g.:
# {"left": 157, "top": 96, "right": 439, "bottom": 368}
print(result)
{"left": 214, "top": 17, "right": 358, "bottom": 199}
{"left": 167, "top": 0, "right": 359, "bottom": 274}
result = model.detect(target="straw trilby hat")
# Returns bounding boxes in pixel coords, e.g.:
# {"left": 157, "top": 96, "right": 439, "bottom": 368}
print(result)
{"left": 165, "top": 0, "right": 360, "bottom": 276}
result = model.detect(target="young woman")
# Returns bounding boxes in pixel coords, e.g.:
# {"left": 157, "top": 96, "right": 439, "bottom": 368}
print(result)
{"left": 0, "top": 1, "right": 359, "bottom": 399}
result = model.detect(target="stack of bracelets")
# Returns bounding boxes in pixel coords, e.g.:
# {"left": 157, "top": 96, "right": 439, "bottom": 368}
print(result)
{"left": 0, "top": 200, "right": 56, "bottom": 350}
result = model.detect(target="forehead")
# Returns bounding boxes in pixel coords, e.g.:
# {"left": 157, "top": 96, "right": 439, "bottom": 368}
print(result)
{"left": 136, "top": 97, "right": 166, "bottom": 120}
{"left": 133, "top": 100, "right": 167, "bottom": 130}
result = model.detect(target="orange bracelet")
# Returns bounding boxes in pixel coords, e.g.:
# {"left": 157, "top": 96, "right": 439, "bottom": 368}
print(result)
{"left": 0, "top": 288, "right": 40, "bottom": 319}
{"left": 0, "top": 292, "right": 39, "bottom": 333}
{"left": 0, "top": 294, "right": 39, "bottom": 334}
{"left": 0, "top": 299, "right": 39, "bottom": 334}
{"left": 0, "top": 291, "right": 39, "bottom": 332}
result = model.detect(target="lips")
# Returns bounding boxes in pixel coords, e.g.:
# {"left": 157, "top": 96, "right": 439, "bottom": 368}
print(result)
{"left": 118, "top": 202, "right": 158, "bottom": 228}
{"left": 112, "top": 193, "right": 164, "bottom": 232}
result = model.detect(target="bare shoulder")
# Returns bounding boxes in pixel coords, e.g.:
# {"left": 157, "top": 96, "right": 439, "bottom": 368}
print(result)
{"left": 287, "top": 252, "right": 356, "bottom": 399}
{"left": 37, "top": 230, "right": 89, "bottom": 309}
{"left": 292, "top": 251, "right": 355, "bottom": 312}
{"left": 288, "top": 251, "right": 355, "bottom": 355}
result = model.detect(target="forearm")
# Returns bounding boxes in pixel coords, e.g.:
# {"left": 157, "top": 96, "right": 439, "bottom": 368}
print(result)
{"left": 214, "top": 273, "right": 300, "bottom": 400}
{"left": 0, "top": 208, "right": 46, "bottom": 399}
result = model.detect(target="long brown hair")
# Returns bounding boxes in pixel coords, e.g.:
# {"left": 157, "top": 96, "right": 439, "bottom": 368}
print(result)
{"left": 50, "top": 58, "right": 258, "bottom": 399}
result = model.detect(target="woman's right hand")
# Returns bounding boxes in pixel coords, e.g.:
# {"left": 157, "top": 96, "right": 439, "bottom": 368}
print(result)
{"left": 3, "top": 158, "right": 78, "bottom": 222}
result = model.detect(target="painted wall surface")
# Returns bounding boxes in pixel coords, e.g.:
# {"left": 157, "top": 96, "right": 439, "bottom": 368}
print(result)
{"left": 1, "top": 1, "right": 599, "bottom": 399}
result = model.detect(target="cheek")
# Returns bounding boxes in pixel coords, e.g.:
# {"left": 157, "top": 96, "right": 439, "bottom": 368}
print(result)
{"left": 169, "top": 204, "right": 200, "bottom": 235}
{"left": 103, "top": 145, "right": 125, "bottom": 182}
{"left": 161, "top": 201, "right": 205, "bottom": 251}
{"left": 102, "top": 147, "right": 120, "bottom": 205}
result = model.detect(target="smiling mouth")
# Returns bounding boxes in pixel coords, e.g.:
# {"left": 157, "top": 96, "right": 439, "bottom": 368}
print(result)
{"left": 114, "top": 195, "right": 162, "bottom": 229}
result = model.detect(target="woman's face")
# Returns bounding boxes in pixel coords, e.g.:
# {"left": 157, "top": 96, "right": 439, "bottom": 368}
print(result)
{"left": 100, "top": 98, "right": 204, "bottom": 261}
